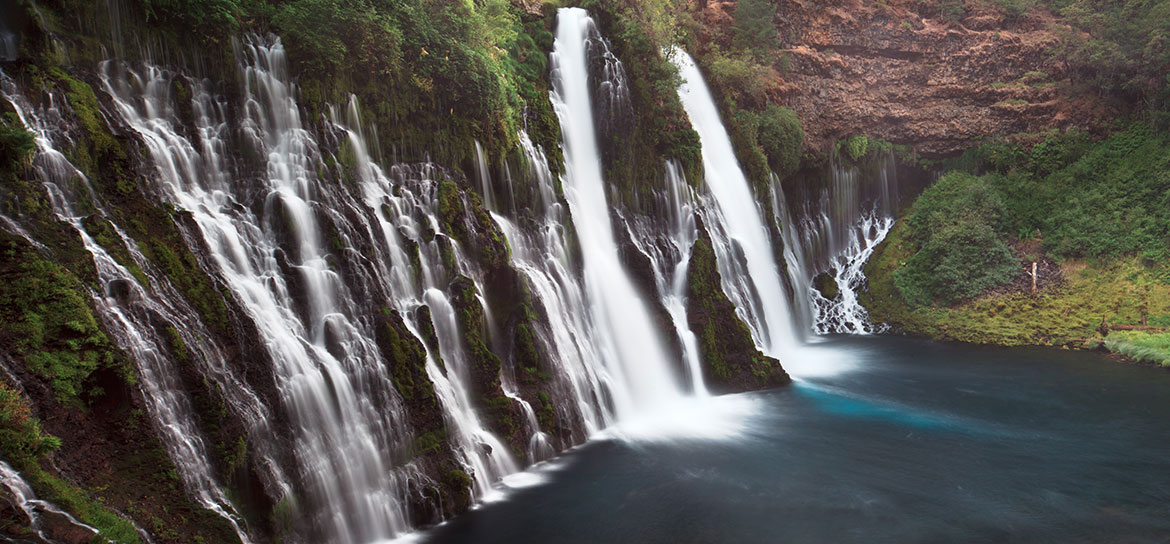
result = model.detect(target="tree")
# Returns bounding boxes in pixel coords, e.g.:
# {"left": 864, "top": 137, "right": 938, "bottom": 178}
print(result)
{"left": 732, "top": 0, "right": 780, "bottom": 61}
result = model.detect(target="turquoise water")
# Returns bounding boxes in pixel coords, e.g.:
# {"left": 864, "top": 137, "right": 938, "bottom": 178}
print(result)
{"left": 421, "top": 337, "right": 1170, "bottom": 543}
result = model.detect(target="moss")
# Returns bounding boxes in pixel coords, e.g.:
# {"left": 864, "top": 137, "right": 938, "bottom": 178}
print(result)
{"left": 813, "top": 273, "right": 839, "bottom": 300}
{"left": 142, "top": 233, "right": 230, "bottom": 332}
{"left": 862, "top": 222, "right": 1170, "bottom": 346}
{"left": 444, "top": 469, "right": 472, "bottom": 512}
{"left": 448, "top": 275, "right": 522, "bottom": 445}
{"left": 375, "top": 307, "right": 433, "bottom": 402}
{"left": 685, "top": 226, "right": 789, "bottom": 391}
{"left": 81, "top": 215, "right": 151, "bottom": 288}
{"left": 0, "top": 233, "right": 134, "bottom": 407}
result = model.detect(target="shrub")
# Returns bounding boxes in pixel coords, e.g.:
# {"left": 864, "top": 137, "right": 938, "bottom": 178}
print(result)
{"left": 894, "top": 218, "right": 1020, "bottom": 306}
{"left": 0, "top": 116, "right": 35, "bottom": 179}
{"left": 842, "top": 134, "right": 869, "bottom": 162}
{"left": 732, "top": 0, "right": 780, "bottom": 61}
{"left": 894, "top": 172, "right": 1019, "bottom": 306}
{"left": 706, "top": 48, "right": 775, "bottom": 108}
{"left": 755, "top": 105, "right": 803, "bottom": 177}
{"left": 905, "top": 172, "right": 1008, "bottom": 242}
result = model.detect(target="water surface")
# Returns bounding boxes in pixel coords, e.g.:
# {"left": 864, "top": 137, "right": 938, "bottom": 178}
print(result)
{"left": 421, "top": 337, "right": 1170, "bottom": 543}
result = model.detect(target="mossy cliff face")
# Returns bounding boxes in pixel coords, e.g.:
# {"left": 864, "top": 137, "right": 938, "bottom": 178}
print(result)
{"left": 0, "top": 232, "right": 242, "bottom": 544}
{"left": 685, "top": 222, "right": 790, "bottom": 392}
{"left": 372, "top": 307, "right": 471, "bottom": 523}
{"left": 0, "top": 51, "right": 263, "bottom": 541}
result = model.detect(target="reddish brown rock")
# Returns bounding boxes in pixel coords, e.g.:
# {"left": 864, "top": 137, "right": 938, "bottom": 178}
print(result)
{"left": 690, "top": 0, "right": 1116, "bottom": 157}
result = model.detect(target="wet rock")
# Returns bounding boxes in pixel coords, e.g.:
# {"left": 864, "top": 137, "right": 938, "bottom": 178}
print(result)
{"left": 813, "top": 272, "right": 840, "bottom": 300}
{"left": 31, "top": 504, "right": 99, "bottom": 544}
{"left": 685, "top": 222, "right": 790, "bottom": 393}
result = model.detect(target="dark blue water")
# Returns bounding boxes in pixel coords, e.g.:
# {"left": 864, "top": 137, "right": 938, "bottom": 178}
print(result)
{"left": 421, "top": 337, "right": 1170, "bottom": 543}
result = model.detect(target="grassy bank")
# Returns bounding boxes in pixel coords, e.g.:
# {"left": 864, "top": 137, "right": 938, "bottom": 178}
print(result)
{"left": 861, "top": 123, "right": 1170, "bottom": 363}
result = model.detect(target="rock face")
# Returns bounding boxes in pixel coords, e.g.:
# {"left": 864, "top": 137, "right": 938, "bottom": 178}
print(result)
{"left": 686, "top": 222, "right": 790, "bottom": 393}
{"left": 692, "top": 0, "right": 1116, "bottom": 156}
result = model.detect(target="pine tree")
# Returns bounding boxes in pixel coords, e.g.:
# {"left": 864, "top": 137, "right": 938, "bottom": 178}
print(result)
{"left": 732, "top": 0, "right": 780, "bottom": 60}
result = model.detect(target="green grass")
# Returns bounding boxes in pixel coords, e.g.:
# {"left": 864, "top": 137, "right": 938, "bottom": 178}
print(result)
{"left": 1, "top": 382, "right": 142, "bottom": 543}
{"left": 863, "top": 220, "right": 1170, "bottom": 346}
{"left": 1106, "top": 331, "right": 1170, "bottom": 366}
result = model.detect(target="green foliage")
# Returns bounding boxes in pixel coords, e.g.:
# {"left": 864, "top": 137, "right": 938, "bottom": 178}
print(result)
{"left": 927, "top": 126, "right": 1170, "bottom": 263}
{"left": 0, "top": 382, "right": 62, "bottom": 460}
{"left": 1106, "top": 331, "right": 1170, "bottom": 366}
{"left": 705, "top": 47, "right": 775, "bottom": 109}
{"left": 904, "top": 172, "right": 1007, "bottom": 240}
{"left": 0, "top": 115, "right": 36, "bottom": 178}
{"left": 272, "top": 0, "right": 401, "bottom": 80}
{"left": 724, "top": 103, "right": 804, "bottom": 188}
{"left": 731, "top": 0, "right": 780, "bottom": 61}
{"left": 895, "top": 218, "right": 1020, "bottom": 306}
{"left": 1034, "top": 126, "right": 1170, "bottom": 261}
{"left": 0, "top": 235, "right": 133, "bottom": 406}
{"left": 1047, "top": 0, "right": 1170, "bottom": 107}
{"left": 141, "top": 0, "right": 247, "bottom": 40}
{"left": 842, "top": 134, "right": 869, "bottom": 163}
{"left": 893, "top": 173, "right": 1019, "bottom": 306}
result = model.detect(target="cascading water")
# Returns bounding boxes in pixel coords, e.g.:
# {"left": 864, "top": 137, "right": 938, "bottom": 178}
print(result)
{"left": 549, "top": 7, "right": 685, "bottom": 415}
{"left": 2, "top": 73, "right": 257, "bottom": 543}
{"left": 622, "top": 161, "right": 707, "bottom": 396}
{"left": 338, "top": 98, "right": 519, "bottom": 494}
{"left": 489, "top": 131, "right": 614, "bottom": 443}
{"left": 778, "top": 154, "right": 900, "bottom": 335}
{"left": 100, "top": 41, "right": 429, "bottom": 542}
{"left": 672, "top": 50, "right": 799, "bottom": 357}
{"left": 0, "top": 460, "right": 99, "bottom": 543}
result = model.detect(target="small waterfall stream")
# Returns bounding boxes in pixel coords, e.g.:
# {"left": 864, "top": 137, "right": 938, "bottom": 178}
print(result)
{"left": 1, "top": 460, "right": 99, "bottom": 543}
{"left": 778, "top": 155, "right": 901, "bottom": 335}
{"left": 490, "top": 133, "right": 612, "bottom": 438}
{"left": 336, "top": 99, "right": 520, "bottom": 497}
{"left": 622, "top": 161, "right": 707, "bottom": 396}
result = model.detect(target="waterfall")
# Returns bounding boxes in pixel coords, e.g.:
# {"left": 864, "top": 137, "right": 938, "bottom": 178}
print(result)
{"left": 337, "top": 99, "right": 519, "bottom": 495}
{"left": 490, "top": 132, "right": 615, "bottom": 443}
{"left": 2, "top": 73, "right": 257, "bottom": 543}
{"left": 473, "top": 140, "right": 498, "bottom": 212}
{"left": 672, "top": 50, "right": 799, "bottom": 357}
{"left": 622, "top": 161, "right": 707, "bottom": 396}
{"left": 100, "top": 40, "right": 425, "bottom": 542}
{"left": 0, "top": 30, "right": 16, "bottom": 61}
{"left": 549, "top": 7, "right": 685, "bottom": 416}
{"left": 1, "top": 460, "right": 100, "bottom": 542}
{"left": 778, "top": 155, "right": 900, "bottom": 335}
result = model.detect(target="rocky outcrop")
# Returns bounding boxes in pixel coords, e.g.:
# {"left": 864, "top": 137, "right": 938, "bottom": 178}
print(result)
{"left": 691, "top": 0, "right": 1116, "bottom": 156}
{"left": 685, "top": 221, "right": 790, "bottom": 392}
